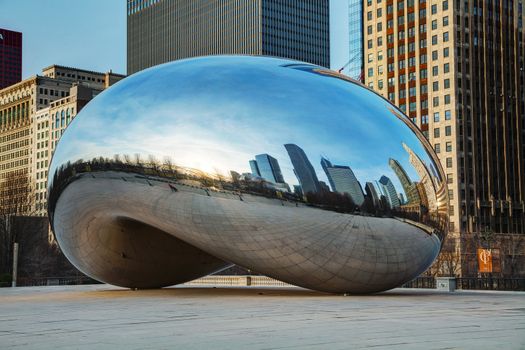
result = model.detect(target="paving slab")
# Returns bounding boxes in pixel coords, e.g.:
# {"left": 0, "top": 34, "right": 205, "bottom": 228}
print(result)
{"left": 0, "top": 285, "right": 524, "bottom": 349}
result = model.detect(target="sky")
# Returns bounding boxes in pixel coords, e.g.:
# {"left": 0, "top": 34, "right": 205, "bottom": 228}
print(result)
{"left": 0, "top": 0, "right": 350, "bottom": 78}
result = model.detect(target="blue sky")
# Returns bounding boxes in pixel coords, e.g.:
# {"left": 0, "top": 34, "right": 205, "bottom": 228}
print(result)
{"left": 0, "top": 0, "right": 349, "bottom": 78}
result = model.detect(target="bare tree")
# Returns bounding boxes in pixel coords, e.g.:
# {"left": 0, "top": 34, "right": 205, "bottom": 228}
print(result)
{"left": 0, "top": 170, "right": 35, "bottom": 276}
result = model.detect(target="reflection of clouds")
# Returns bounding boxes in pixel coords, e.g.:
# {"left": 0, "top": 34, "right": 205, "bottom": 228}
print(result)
{"left": 50, "top": 56, "right": 442, "bottom": 201}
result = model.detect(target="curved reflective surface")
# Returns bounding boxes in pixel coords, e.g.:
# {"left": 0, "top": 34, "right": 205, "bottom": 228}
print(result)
{"left": 48, "top": 56, "right": 448, "bottom": 293}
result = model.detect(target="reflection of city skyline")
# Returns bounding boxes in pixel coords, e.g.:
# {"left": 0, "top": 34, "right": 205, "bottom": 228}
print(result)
{"left": 227, "top": 141, "right": 441, "bottom": 216}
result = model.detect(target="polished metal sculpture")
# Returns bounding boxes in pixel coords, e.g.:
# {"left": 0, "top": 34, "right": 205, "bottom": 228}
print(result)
{"left": 48, "top": 56, "right": 448, "bottom": 293}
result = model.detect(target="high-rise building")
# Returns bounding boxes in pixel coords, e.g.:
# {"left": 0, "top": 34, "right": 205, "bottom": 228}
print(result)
{"left": 254, "top": 153, "right": 285, "bottom": 184}
{"left": 365, "top": 181, "right": 380, "bottom": 206}
{"left": 347, "top": 0, "right": 364, "bottom": 81}
{"left": 0, "top": 65, "right": 124, "bottom": 215}
{"left": 388, "top": 157, "right": 421, "bottom": 205}
{"left": 249, "top": 159, "right": 261, "bottom": 177}
{"left": 127, "top": 0, "right": 330, "bottom": 74}
{"left": 0, "top": 28, "right": 22, "bottom": 89}
{"left": 364, "top": 0, "right": 525, "bottom": 275}
{"left": 284, "top": 143, "right": 321, "bottom": 195}
{"left": 379, "top": 175, "right": 400, "bottom": 208}
{"left": 321, "top": 157, "right": 365, "bottom": 205}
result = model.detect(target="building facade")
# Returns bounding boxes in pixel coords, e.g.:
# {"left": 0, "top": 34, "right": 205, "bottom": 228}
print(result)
{"left": 0, "top": 65, "right": 124, "bottom": 215}
{"left": 284, "top": 143, "right": 321, "bottom": 195}
{"left": 0, "top": 28, "right": 22, "bottom": 90}
{"left": 321, "top": 157, "right": 365, "bottom": 205}
{"left": 127, "top": 0, "right": 330, "bottom": 74}
{"left": 364, "top": 0, "right": 525, "bottom": 275}
{"left": 253, "top": 153, "right": 285, "bottom": 184}
{"left": 347, "top": 0, "right": 365, "bottom": 80}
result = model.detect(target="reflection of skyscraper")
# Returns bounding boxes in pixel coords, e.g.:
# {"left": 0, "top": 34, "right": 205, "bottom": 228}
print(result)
{"left": 254, "top": 154, "right": 285, "bottom": 184}
{"left": 388, "top": 158, "right": 421, "bottom": 205}
{"left": 365, "top": 182, "right": 380, "bottom": 206}
{"left": 321, "top": 157, "right": 365, "bottom": 205}
{"left": 284, "top": 144, "right": 321, "bottom": 194}
{"left": 402, "top": 143, "right": 437, "bottom": 209}
{"left": 379, "top": 175, "right": 400, "bottom": 208}
{"left": 249, "top": 159, "right": 261, "bottom": 177}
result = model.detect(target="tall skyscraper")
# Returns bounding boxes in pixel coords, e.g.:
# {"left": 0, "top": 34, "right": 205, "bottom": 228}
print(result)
{"left": 388, "top": 158, "right": 421, "bottom": 205}
{"left": 379, "top": 175, "right": 400, "bottom": 209}
{"left": 284, "top": 144, "right": 321, "bottom": 195}
{"left": 249, "top": 159, "right": 261, "bottom": 177}
{"left": 0, "top": 28, "right": 22, "bottom": 89}
{"left": 347, "top": 0, "right": 364, "bottom": 81}
{"left": 321, "top": 157, "right": 365, "bottom": 205}
{"left": 127, "top": 0, "right": 330, "bottom": 74}
{"left": 254, "top": 154, "right": 285, "bottom": 184}
{"left": 365, "top": 181, "right": 380, "bottom": 206}
{"left": 364, "top": 0, "right": 525, "bottom": 239}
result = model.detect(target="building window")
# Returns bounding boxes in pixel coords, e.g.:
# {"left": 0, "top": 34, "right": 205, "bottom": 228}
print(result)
{"left": 387, "top": 34, "right": 394, "bottom": 43}
{"left": 446, "top": 158, "right": 452, "bottom": 168}
{"left": 444, "top": 94, "right": 451, "bottom": 104}
{"left": 432, "top": 35, "right": 438, "bottom": 45}
{"left": 445, "top": 125, "right": 452, "bottom": 136}
{"left": 433, "top": 96, "right": 439, "bottom": 106}
{"left": 368, "top": 25, "right": 373, "bottom": 35}
{"left": 435, "top": 143, "right": 441, "bottom": 153}
{"left": 408, "top": 57, "right": 416, "bottom": 67}
{"left": 388, "top": 63, "right": 395, "bottom": 72}
{"left": 443, "top": 16, "right": 449, "bottom": 26}
{"left": 378, "top": 51, "right": 383, "bottom": 61}
{"left": 431, "top": 4, "right": 437, "bottom": 13}
{"left": 387, "top": 4, "right": 393, "bottom": 13}
{"left": 399, "top": 90, "right": 406, "bottom": 99}
{"left": 420, "top": 69, "right": 428, "bottom": 79}
{"left": 422, "top": 115, "right": 428, "bottom": 124}
{"left": 432, "top": 20, "right": 437, "bottom": 30}
{"left": 446, "top": 141, "right": 452, "bottom": 152}
{"left": 447, "top": 173, "right": 453, "bottom": 183}
{"left": 445, "top": 110, "right": 451, "bottom": 120}
{"left": 377, "top": 22, "right": 383, "bottom": 31}
{"left": 434, "top": 128, "right": 440, "bottom": 137}
{"left": 443, "top": 0, "right": 448, "bottom": 10}
{"left": 378, "top": 65, "right": 384, "bottom": 74}
{"left": 368, "top": 53, "right": 374, "bottom": 62}
{"left": 409, "top": 102, "right": 417, "bottom": 111}
{"left": 448, "top": 189, "right": 453, "bottom": 200}
{"left": 378, "top": 79, "right": 384, "bottom": 89}
{"left": 433, "top": 112, "right": 440, "bottom": 122}
{"left": 432, "top": 66, "right": 439, "bottom": 76}
{"left": 420, "top": 24, "right": 427, "bottom": 33}
{"left": 387, "top": 48, "right": 394, "bottom": 58}
{"left": 419, "top": 8, "right": 426, "bottom": 17}
{"left": 421, "top": 100, "right": 428, "bottom": 109}
{"left": 377, "top": 8, "right": 382, "bottom": 17}
{"left": 368, "top": 40, "right": 373, "bottom": 49}
{"left": 421, "top": 84, "right": 428, "bottom": 94}
{"left": 388, "top": 92, "right": 395, "bottom": 100}
{"left": 409, "top": 87, "right": 416, "bottom": 96}
{"left": 367, "top": 11, "right": 373, "bottom": 20}
{"left": 444, "top": 79, "right": 450, "bottom": 89}
{"left": 433, "top": 81, "right": 439, "bottom": 91}
{"left": 388, "top": 77, "right": 395, "bottom": 86}
{"left": 420, "top": 54, "right": 427, "bottom": 63}
{"left": 377, "top": 37, "right": 383, "bottom": 46}
{"left": 444, "top": 63, "right": 450, "bottom": 73}
{"left": 443, "top": 47, "right": 450, "bottom": 57}
{"left": 368, "top": 68, "right": 374, "bottom": 77}
{"left": 443, "top": 32, "right": 449, "bottom": 42}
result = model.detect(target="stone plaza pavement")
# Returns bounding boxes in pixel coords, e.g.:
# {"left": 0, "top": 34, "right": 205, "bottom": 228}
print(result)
{"left": 0, "top": 285, "right": 524, "bottom": 349}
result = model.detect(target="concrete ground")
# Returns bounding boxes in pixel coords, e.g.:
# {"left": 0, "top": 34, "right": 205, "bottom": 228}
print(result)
{"left": 0, "top": 285, "right": 524, "bottom": 349}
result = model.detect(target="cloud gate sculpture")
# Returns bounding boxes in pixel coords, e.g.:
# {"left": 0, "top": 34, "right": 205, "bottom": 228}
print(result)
{"left": 48, "top": 56, "right": 448, "bottom": 293}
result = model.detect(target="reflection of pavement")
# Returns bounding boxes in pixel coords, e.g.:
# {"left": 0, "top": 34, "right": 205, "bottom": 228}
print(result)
{"left": 1, "top": 285, "right": 524, "bottom": 349}
{"left": 54, "top": 172, "right": 441, "bottom": 293}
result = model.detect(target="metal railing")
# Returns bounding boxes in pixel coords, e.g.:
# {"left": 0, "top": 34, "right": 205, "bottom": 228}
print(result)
{"left": 402, "top": 276, "right": 525, "bottom": 291}
{"left": 15, "top": 276, "right": 101, "bottom": 287}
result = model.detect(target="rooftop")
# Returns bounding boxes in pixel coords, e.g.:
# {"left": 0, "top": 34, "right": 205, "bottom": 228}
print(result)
{"left": 1, "top": 284, "right": 524, "bottom": 349}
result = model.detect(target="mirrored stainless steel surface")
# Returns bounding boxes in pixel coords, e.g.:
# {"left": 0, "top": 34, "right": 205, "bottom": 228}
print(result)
{"left": 48, "top": 56, "right": 448, "bottom": 293}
